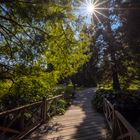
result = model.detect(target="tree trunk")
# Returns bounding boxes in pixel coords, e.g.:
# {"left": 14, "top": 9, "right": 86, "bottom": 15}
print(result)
{"left": 108, "top": 36, "right": 121, "bottom": 91}
{"left": 112, "top": 61, "right": 121, "bottom": 91}
{"left": 93, "top": 1, "right": 121, "bottom": 91}
{"left": 105, "top": 28, "right": 121, "bottom": 91}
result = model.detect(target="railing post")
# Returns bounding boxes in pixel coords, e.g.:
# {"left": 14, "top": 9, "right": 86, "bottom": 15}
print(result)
{"left": 103, "top": 98, "right": 105, "bottom": 114}
{"left": 112, "top": 105, "right": 116, "bottom": 140}
{"left": 42, "top": 97, "right": 47, "bottom": 122}
{"left": 20, "top": 109, "right": 25, "bottom": 131}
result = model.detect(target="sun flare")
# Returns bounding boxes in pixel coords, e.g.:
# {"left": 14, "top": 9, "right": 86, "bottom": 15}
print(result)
{"left": 78, "top": 0, "right": 108, "bottom": 23}
{"left": 87, "top": 4, "right": 95, "bottom": 14}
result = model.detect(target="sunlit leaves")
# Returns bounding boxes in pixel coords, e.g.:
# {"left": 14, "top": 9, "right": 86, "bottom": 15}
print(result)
{"left": 0, "top": 0, "right": 91, "bottom": 99}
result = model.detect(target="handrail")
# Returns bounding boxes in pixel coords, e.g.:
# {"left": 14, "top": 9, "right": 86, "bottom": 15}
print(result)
{"left": 0, "top": 94, "right": 63, "bottom": 140}
{"left": 0, "top": 95, "right": 63, "bottom": 116}
{"left": 104, "top": 98, "right": 114, "bottom": 110}
{"left": 115, "top": 111, "right": 140, "bottom": 139}
{"left": 0, "top": 101, "right": 42, "bottom": 116}
{"left": 46, "top": 95, "right": 63, "bottom": 101}
{"left": 104, "top": 98, "right": 140, "bottom": 140}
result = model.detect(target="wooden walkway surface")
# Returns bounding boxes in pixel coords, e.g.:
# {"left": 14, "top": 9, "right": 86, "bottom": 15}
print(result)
{"left": 26, "top": 88, "right": 111, "bottom": 140}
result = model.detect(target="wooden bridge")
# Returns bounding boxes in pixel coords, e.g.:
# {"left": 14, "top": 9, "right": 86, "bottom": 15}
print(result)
{"left": 0, "top": 88, "right": 140, "bottom": 140}
{"left": 26, "top": 88, "right": 110, "bottom": 140}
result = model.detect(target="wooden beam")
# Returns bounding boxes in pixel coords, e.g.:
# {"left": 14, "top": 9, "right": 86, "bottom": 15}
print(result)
{"left": 0, "top": 126, "right": 20, "bottom": 134}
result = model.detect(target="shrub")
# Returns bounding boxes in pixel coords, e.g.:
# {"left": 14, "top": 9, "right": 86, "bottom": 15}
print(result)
{"left": 48, "top": 99, "right": 67, "bottom": 117}
{"left": 64, "top": 86, "right": 75, "bottom": 105}
{"left": 92, "top": 89, "right": 113, "bottom": 112}
{"left": 92, "top": 88, "right": 140, "bottom": 113}
{"left": 0, "top": 81, "right": 12, "bottom": 98}
{"left": 0, "top": 75, "right": 54, "bottom": 111}
{"left": 44, "top": 85, "right": 74, "bottom": 118}
{"left": 0, "top": 74, "right": 74, "bottom": 120}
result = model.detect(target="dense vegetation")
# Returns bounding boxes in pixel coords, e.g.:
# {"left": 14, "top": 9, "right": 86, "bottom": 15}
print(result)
{"left": 0, "top": 1, "right": 91, "bottom": 110}
{"left": 89, "top": 0, "right": 140, "bottom": 106}
{"left": 71, "top": 0, "right": 139, "bottom": 91}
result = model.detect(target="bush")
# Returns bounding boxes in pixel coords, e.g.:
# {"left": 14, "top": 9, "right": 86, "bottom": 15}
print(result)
{"left": 92, "top": 88, "right": 140, "bottom": 113}
{"left": 0, "top": 73, "right": 75, "bottom": 120}
{"left": 0, "top": 76, "right": 54, "bottom": 111}
{"left": 92, "top": 89, "right": 113, "bottom": 112}
{"left": 46, "top": 85, "right": 75, "bottom": 118}
{"left": 0, "top": 80, "right": 12, "bottom": 98}
{"left": 48, "top": 99, "right": 67, "bottom": 117}
{"left": 64, "top": 86, "right": 75, "bottom": 105}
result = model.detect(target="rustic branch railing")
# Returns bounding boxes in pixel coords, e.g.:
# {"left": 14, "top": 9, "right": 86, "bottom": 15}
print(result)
{"left": 104, "top": 98, "right": 140, "bottom": 140}
{"left": 0, "top": 95, "right": 63, "bottom": 140}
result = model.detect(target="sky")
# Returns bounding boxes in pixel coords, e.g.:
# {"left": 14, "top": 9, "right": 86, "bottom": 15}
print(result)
{"left": 75, "top": 0, "right": 121, "bottom": 31}
{"left": 74, "top": 1, "right": 93, "bottom": 25}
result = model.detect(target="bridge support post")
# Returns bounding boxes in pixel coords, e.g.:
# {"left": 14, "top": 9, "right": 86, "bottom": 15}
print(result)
{"left": 20, "top": 109, "right": 25, "bottom": 131}
{"left": 42, "top": 97, "right": 47, "bottom": 122}
{"left": 112, "top": 105, "right": 116, "bottom": 140}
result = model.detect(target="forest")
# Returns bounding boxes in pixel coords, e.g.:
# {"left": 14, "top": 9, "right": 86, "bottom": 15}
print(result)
{"left": 0, "top": 0, "right": 140, "bottom": 139}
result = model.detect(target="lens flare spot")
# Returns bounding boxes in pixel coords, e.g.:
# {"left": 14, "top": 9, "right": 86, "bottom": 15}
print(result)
{"left": 87, "top": 4, "right": 95, "bottom": 14}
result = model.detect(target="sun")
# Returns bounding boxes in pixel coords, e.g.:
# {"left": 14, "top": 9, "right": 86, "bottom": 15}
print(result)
{"left": 87, "top": 4, "right": 95, "bottom": 14}
{"left": 78, "top": 0, "right": 108, "bottom": 23}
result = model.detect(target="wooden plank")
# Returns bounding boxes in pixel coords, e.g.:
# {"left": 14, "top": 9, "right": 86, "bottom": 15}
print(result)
{"left": 44, "top": 128, "right": 107, "bottom": 139}
{"left": 0, "top": 126, "right": 20, "bottom": 134}
{"left": 117, "top": 132, "right": 130, "bottom": 140}
{"left": 53, "top": 115, "right": 105, "bottom": 122}
{"left": 49, "top": 124, "right": 107, "bottom": 132}
{"left": 48, "top": 120, "right": 106, "bottom": 129}
{"left": 46, "top": 125, "right": 107, "bottom": 135}
{"left": 46, "top": 133, "right": 107, "bottom": 140}
{"left": 46, "top": 95, "right": 63, "bottom": 102}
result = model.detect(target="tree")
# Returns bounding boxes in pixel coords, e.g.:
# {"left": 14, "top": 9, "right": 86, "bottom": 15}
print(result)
{"left": 0, "top": 0, "right": 91, "bottom": 107}
{"left": 70, "top": 26, "right": 98, "bottom": 87}
{"left": 86, "top": 0, "right": 139, "bottom": 90}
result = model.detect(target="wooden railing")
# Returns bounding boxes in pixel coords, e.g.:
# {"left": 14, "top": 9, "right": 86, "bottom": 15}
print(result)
{"left": 0, "top": 95, "right": 63, "bottom": 140}
{"left": 103, "top": 98, "right": 140, "bottom": 140}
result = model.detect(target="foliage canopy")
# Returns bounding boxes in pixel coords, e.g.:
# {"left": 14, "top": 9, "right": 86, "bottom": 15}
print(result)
{"left": 0, "top": 0, "right": 91, "bottom": 107}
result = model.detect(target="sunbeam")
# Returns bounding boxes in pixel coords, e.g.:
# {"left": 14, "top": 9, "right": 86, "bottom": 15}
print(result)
{"left": 93, "top": 12, "right": 101, "bottom": 23}
{"left": 95, "top": 0, "right": 108, "bottom": 7}
{"left": 78, "top": 0, "right": 109, "bottom": 24}
{"left": 94, "top": 10, "right": 109, "bottom": 19}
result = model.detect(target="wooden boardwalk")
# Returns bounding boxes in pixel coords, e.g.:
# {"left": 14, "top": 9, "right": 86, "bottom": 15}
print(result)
{"left": 26, "top": 88, "right": 111, "bottom": 140}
